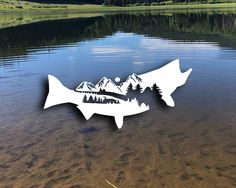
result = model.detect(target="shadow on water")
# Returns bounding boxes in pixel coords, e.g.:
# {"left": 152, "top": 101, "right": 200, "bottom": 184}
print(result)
{"left": 39, "top": 78, "right": 49, "bottom": 110}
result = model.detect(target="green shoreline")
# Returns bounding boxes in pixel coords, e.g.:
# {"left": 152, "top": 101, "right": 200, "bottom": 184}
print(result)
{"left": 0, "top": 2, "right": 236, "bottom": 29}
{"left": 0, "top": 2, "right": 236, "bottom": 13}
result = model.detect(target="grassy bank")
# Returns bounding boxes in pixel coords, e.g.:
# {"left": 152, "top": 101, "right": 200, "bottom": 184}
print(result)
{"left": 0, "top": 12, "right": 107, "bottom": 29}
{"left": 0, "top": 0, "right": 236, "bottom": 13}
{"left": 0, "top": 1, "right": 235, "bottom": 29}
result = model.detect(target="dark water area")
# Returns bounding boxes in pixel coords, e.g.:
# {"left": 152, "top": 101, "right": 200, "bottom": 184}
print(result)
{"left": 0, "top": 12, "right": 236, "bottom": 187}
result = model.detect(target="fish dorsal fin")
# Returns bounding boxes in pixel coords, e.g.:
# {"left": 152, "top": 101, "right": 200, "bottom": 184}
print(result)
{"left": 114, "top": 116, "right": 124, "bottom": 129}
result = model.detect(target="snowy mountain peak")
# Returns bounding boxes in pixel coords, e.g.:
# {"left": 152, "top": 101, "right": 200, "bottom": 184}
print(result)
{"left": 95, "top": 78, "right": 122, "bottom": 94}
{"left": 105, "top": 79, "right": 116, "bottom": 87}
{"left": 76, "top": 81, "right": 97, "bottom": 92}
{"left": 131, "top": 73, "right": 142, "bottom": 82}
{"left": 120, "top": 73, "right": 143, "bottom": 94}
{"left": 96, "top": 77, "right": 109, "bottom": 88}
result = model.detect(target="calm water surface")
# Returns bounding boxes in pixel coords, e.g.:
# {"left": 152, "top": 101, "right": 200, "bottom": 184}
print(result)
{"left": 0, "top": 12, "right": 236, "bottom": 188}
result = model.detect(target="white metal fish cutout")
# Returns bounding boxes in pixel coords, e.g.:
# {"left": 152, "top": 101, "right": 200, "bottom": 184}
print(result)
{"left": 44, "top": 59, "right": 192, "bottom": 129}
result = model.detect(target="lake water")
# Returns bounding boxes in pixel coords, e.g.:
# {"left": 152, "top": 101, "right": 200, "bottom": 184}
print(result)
{"left": 0, "top": 12, "right": 236, "bottom": 188}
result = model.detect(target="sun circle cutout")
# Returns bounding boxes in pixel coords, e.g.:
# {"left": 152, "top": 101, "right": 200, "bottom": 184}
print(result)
{"left": 115, "top": 77, "right": 121, "bottom": 82}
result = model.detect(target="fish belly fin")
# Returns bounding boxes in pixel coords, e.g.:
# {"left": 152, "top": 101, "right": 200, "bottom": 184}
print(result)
{"left": 161, "top": 94, "right": 175, "bottom": 107}
{"left": 114, "top": 116, "right": 124, "bottom": 129}
{"left": 44, "top": 75, "right": 72, "bottom": 109}
{"left": 78, "top": 106, "right": 94, "bottom": 120}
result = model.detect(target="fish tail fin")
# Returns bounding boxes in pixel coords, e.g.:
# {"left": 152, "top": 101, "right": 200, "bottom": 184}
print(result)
{"left": 114, "top": 116, "right": 124, "bottom": 129}
{"left": 44, "top": 75, "right": 72, "bottom": 109}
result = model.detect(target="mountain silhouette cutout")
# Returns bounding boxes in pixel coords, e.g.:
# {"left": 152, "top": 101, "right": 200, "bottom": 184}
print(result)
{"left": 120, "top": 73, "right": 142, "bottom": 93}
{"left": 76, "top": 81, "right": 98, "bottom": 92}
{"left": 95, "top": 77, "right": 123, "bottom": 94}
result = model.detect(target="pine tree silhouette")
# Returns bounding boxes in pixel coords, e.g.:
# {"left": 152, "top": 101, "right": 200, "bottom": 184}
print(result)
{"left": 83, "top": 95, "right": 87, "bottom": 103}
{"left": 152, "top": 83, "right": 162, "bottom": 98}
{"left": 152, "top": 83, "right": 157, "bottom": 90}
{"left": 88, "top": 96, "right": 94, "bottom": 103}
{"left": 127, "top": 83, "right": 133, "bottom": 93}
{"left": 135, "top": 83, "right": 142, "bottom": 93}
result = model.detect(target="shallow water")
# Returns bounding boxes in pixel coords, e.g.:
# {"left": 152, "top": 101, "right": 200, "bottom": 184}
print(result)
{"left": 0, "top": 12, "right": 236, "bottom": 188}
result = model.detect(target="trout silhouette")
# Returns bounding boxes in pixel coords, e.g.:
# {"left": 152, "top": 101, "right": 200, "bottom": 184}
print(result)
{"left": 44, "top": 59, "right": 192, "bottom": 129}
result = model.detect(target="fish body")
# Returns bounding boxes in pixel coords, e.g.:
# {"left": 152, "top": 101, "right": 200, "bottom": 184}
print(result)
{"left": 44, "top": 59, "right": 192, "bottom": 129}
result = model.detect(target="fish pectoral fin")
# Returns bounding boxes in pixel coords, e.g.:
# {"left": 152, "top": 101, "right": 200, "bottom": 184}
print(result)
{"left": 114, "top": 116, "right": 124, "bottom": 129}
{"left": 78, "top": 106, "right": 94, "bottom": 120}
